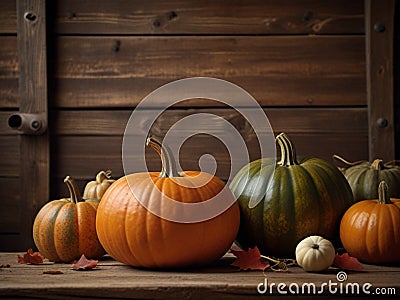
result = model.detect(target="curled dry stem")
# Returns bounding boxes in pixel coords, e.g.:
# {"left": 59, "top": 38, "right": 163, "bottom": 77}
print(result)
{"left": 260, "top": 254, "right": 297, "bottom": 272}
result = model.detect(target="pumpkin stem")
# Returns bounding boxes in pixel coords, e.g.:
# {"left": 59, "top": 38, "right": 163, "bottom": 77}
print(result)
{"left": 312, "top": 244, "right": 319, "bottom": 250}
{"left": 371, "top": 159, "right": 384, "bottom": 171}
{"left": 276, "top": 133, "right": 298, "bottom": 166}
{"left": 378, "top": 181, "right": 392, "bottom": 204}
{"left": 64, "top": 176, "right": 82, "bottom": 203}
{"left": 96, "top": 170, "right": 112, "bottom": 183}
{"left": 146, "top": 136, "right": 181, "bottom": 178}
{"left": 332, "top": 155, "right": 366, "bottom": 168}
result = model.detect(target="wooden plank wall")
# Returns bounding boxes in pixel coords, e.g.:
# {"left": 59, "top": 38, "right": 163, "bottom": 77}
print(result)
{"left": 0, "top": 0, "right": 371, "bottom": 250}
{"left": 395, "top": 0, "right": 400, "bottom": 158}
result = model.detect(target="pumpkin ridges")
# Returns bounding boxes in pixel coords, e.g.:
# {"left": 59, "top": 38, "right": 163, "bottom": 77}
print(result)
{"left": 302, "top": 164, "right": 332, "bottom": 237}
{"left": 340, "top": 197, "right": 400, "bottom": 263}
{"left": 377, "top": 203, "right": 400, "bottom": 260}
{"left": 121, "top": 179, "right": 142, "bottom": 266}
{"left": 382, "top": 170, "right": 398, "bottom": 197}
{"left": 346, "top": 167, "right": 370, "bottom": 199}
{"left": 53, "top": 203, "right": 80, "bottom": 262}
{"left": 77, "top": 201, "right": 105, "bottom": 259}
{"left": 126, "top": 175, "right": 158, "bottom": 267}
{"left": 303, "top": 162, "right": 349, "bottom": 238}
{"left": 119, "top": 172, "right": 240, "bottom": 268}
{"left": 363, "top": 203, "right": 379, "bottom": 260}
{"left": 34, "top": 201, "right": 65, "bottom": 262}
{"left": 295, "top": 165, "right": 322, "bottom": 234}
{"left": 99, "top": 177, "right": 135, "bottom": 265}
{"left": 147, "top": 178, "right": 167, "bottom": 267}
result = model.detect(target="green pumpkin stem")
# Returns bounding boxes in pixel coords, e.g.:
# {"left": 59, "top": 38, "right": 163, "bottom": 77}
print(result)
{"left": 371, "top": 159, "right": 384, "bottom": 171}
{"left": 378, "top": 181, "right": 392, "bottom": 204}
{"left": 276, "top": 133, "right": 298, "bottom": 166}
{"left": 146, "top": 136, "right": 181, "bottom": 178}
{"left": 64, "top": 176, "right": 82, "bottom": 203}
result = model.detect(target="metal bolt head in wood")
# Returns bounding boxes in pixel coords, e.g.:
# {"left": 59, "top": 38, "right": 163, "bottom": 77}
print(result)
{"left": 377, "top": 118, "right": 388, "bottom": 128}
{"left": 374, "top": 23, "right": 386, "bottom": 32}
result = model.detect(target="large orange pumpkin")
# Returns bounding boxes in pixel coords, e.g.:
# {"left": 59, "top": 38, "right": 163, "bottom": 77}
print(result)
{"left": 33, "top": 176, "right": 106, "bottom": 262}
{"left": 96, "top": 136, "right": 240, "bottom": 268}
{"left": 340, "top": 181, "right": 400, "bottom": 264}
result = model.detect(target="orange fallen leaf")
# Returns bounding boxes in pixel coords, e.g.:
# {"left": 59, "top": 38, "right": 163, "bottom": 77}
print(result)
{"left": 72, "top": 254, "right": 98, "bottom": 271}
{"left": 333, "top": 253, "right": 364, "bottom": 271}
{"left": 17, "top": 249, "right": 44, "bottom": 265}
{"left": 230, "top": 246, "right": 269, "bottom": 271}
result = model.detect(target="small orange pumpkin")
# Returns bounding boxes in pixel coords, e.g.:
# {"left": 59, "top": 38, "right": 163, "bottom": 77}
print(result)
{"left": 96, "top": 136, "right": 240, "bottom": 268}
{"left": 33, "top": 176, "right": 106, "bottom": 262}
{"left": 340, "top": 181, "right": 400, "bottom": 264}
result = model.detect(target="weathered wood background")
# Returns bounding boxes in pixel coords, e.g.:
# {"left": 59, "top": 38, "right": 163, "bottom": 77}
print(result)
{"left": 0, "top": 0, "right": 398, "bottom": 250}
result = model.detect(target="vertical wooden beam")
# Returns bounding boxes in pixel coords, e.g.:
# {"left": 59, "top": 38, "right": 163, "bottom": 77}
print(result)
{"left": 17, "top": 0, "right": 49, "bottom": 249}
{"left": 366, "top": 0, "right": 395, "bottom": 161}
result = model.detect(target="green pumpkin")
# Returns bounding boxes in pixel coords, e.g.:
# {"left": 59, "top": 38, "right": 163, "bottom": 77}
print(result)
{"left": 229, "top": 133, "right": 354, "bottom": 258}
{"left": 333, "top": 155, "right": 400, "bottom": 201}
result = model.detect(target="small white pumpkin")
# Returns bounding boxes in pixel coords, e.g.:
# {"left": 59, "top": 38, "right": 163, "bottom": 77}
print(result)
{"left": 83, "top": 170, "right": 115, "bottom": 200}
{"left": 295, "top": 235, "right": 335, "bottom": 272}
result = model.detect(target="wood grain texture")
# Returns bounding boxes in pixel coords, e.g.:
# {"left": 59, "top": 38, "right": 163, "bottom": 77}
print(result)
{"left": 366, "top": 0, "right": 395, "bottom": 161}
{"left": 0, "top": 37, "right": 18, "bottom": 108}
{"left": 17, "top": 0, "right": 49, "bottom": 249}
{"left": 51, "top": 133, "right": 367, "bottom": 184}
{"left": 0, "top": 252, "right": 399, "bottom": 299}
{"left": 47, "top": 107, "right": 368, "bottom": 196}
{"left": 52, "top": 36, "right": 366, "bottom": 108}
{"left": 0, "top": 178, "right": 20, "bottom": 234}
{"left": 0, "top": 0, "right": 16, "bottom": 34}
{"left": 0, "top": 136, "right": 19, "bottom": 177}
{"left": 51, "top": 108, "right": 368, "bottom": 136}
{"left": 54, "top": 0, "right": 364, "bottom": 35}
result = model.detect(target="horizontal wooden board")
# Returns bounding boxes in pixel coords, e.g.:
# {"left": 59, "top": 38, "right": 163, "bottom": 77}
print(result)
{"left": 54, "top": 0, "right": 364, "bottom": 35}
{"left": 51, "top": 108, "right": 367, "bottom": 135}
{"left": 0, "top": 0, "right": 365, "bottom": 35}
{"left": 0, "top": 37, "right": 18, "bottom": 108}
{"left": 0, "top": 0, "right": 16, "bottom": 34}
{"left": 52, "top": 36, "right": 366, "bottom": 108}
{"left": 1, "top": 252, "right": 399, "bottom": 298}
{"left": 0, "top": 178, "right": 20, "bottom": 234}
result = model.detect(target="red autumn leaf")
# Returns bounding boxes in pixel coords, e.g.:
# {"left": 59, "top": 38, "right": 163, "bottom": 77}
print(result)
{"left": 230, "top": 246, "right": 269, "bottom": 271}
{"left": 72, "top": 254, "right": 98, "bottom": 271}
{"left": 17, "top": 249, "right": 44, "bottom": 265}
{"left": 333, "top": 253, "right": 364, "bottom": 271}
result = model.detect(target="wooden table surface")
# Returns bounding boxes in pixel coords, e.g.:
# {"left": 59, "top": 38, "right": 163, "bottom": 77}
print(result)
{"left": 0, "top": 252, "right": 399, "bottom": 299}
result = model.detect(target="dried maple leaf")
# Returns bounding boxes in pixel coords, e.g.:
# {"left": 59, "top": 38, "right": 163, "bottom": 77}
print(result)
{"left": 72, "top": 254, "right": 98, "bottom": 271}
{"left": 333, "top": 253, "right": 364, "bottom": 271}
{"left": 230, "top": 246, "right": 269, "bottom": 271}
{"left": 17, "top": 249, "right": 44, "bottom": 265}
